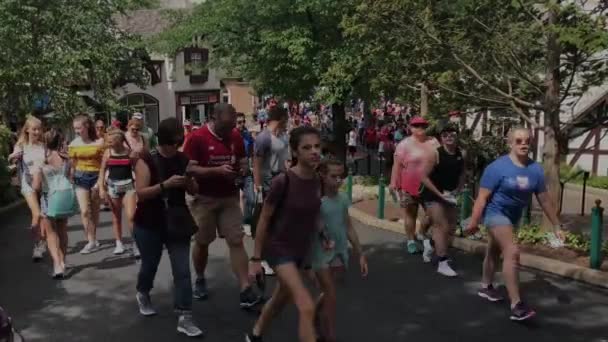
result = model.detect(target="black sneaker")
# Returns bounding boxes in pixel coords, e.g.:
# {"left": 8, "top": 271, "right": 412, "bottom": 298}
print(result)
{"left": 510, "top": 302, "right": 536, "bottom": 321}
{"left": 240, "top": 286, "right": 262, "bottom": 309}
{"left": 193, "top": 277, "right": 209, "bottom": 300}
{"left": 245, "top": 333, "right": 263, "bottom": 342}
{"left": 477, "top": 284, "right": 504, "bottom": 302}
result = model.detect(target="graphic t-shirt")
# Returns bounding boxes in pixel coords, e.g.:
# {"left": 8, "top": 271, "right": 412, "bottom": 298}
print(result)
{"left": 182, "top": 125, "right": 245, "bottom": 197}
{"left": 263, "top": 171, "right": 321, "bottom": 260}
{"left": 348, "top": 131, "right": 357, "bottom": 147}
{"left": 68, "top": 137, "right": 104, "bottom": 172}
{"left": 394, "top": 136, "right": 439, "bottom": 196}
{"left": 311, "top": 192, "right": 351, "bottom": 270}
{"left": 13, "top": 143, "right": 45, "bottom": 176}
{"left": 480, "top": 155, "right": 546, "bottom": 224}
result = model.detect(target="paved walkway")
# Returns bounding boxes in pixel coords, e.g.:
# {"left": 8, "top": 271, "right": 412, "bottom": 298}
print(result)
{"left": 1, "top": 205, "right": 608, "bottom": 341}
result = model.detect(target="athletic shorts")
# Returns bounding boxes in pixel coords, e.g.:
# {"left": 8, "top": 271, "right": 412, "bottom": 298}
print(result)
{"left": 187, "top": 195, "right": 244, "bottom": 245}
{"left": 73, "top": 171, "right": 99, "bottom": 190}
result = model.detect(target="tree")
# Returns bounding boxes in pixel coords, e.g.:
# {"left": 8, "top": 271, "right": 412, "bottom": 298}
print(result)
{"left": 0, "top": 0, "right": 153, "bottom": 123}
{"left": 152, "top": 0, "right": 367, "bottom": 159}
{"left": 348, "top": 0, "right": 608, "bottom": 229}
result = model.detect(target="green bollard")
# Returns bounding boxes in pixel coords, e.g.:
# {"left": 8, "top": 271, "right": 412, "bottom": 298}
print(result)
{"left": 590, "top": 199, "right": 604, "bottom": 269}
{"left": 459, "top": 187, "right": 472, "bottom": 222}
{"left": 377, "top": 158, "right": 385, "bottom": 219}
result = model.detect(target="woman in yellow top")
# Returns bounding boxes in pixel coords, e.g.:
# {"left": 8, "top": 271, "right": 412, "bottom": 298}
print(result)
{"left": 69, "top": 114, "right": 104, "bottom": 254}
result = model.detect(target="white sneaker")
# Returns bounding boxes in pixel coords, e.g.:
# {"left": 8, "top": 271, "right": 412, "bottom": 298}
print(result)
{"left": 243, "top": 224, "right": 252, "bottom": 237}
{"left": 136, "top": 292, "right": 156, "bottom": 316}
{"left": 261, "top": 261, "right": 275, "bottom": 276}
{"left": 437, "top": 260, "right": 458, "bottom": 277}
{"left": 177, "top": 314, "right": 204, "bottom": 337}
{"left": 422, "top": 239, "right": 434, "bottom": 263}
{"left": 32, "top": 241, "right": 46, "bottom": 261}
{"left": 113, "top": 241, "right": 125, "bottom": 255}
{"left": 132, "top": 243, "right": 140, "bottom": 258}
{"left": 80, "top": 241, "right": 98, "bottom": 255}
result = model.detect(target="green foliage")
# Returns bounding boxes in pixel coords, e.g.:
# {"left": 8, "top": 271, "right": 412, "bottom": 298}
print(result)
{"left": 516, "top": 224, "right": 608, "bottom": 254}
{"left": 0, "top": 124, "right": 16, "bottom": 206}
{"left": 458, "top": 131, "right": 509, "bottom": 179}
{"left": 0, "top": 0, "right": 149, "bottom": 119}
{"left": 560, "top": 164, "right": 608, "bottom": 190}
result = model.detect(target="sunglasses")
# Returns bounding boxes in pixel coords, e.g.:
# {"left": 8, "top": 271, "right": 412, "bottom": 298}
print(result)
{"left": 441, "top": 132, "right": 457, "bottom": 137}
{"left": 515, "top": 138, "right": 531, "bottom": 145}
{"left": 411, "top": 124, "right": 428, "bottom": 128}
{"left": 237, "top": 120, "right": 246, "bottom": 124}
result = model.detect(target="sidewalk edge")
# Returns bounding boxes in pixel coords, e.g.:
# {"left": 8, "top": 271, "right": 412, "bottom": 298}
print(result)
{"left": 0, "top": 199, "right": 25, "bottom": 217}
{"left": 349, "top": 207, "right": 608, "bottom": 289}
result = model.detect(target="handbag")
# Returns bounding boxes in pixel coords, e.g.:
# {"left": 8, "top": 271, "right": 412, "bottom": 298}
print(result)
{"left": 46, "top": 164, "right": 78, "bottom": 218}
{"left": 150, "top": 151, "right": 197, "bottom": 241}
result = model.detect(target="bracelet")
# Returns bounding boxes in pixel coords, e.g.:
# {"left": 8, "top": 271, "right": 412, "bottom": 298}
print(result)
{"left": 250, "top": 257, "right": 262, "bottom": 262}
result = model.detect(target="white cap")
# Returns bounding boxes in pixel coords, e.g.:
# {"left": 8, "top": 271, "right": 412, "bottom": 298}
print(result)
{"left": 132, "top": 112, "right": 144, "bottom": 120}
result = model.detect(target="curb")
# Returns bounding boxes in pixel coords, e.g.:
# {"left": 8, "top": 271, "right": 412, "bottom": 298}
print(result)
{"left": 349, "top": 207, "right": 608, "bottom": 289}
{"left": 0, "top": 199, "right": 26, "bottom": 218}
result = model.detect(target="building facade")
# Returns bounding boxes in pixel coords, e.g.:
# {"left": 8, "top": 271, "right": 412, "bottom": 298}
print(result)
{"left": 83, "top": 6, "right": 258, "bottom": 132}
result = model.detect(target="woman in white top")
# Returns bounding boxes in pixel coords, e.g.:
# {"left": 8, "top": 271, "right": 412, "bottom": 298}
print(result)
{"left": 348, "top": 129, "right": 357, "bottom": 159}
{"left": 125, "top": 118, "right": 147, "bottom": 155}
{"left": 8, "top": 116, "right": 47, "bottom": 261}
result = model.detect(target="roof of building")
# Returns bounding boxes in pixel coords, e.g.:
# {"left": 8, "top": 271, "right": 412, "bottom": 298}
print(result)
{"left": 115, "top": 9, "right": 172, "bottom": 37}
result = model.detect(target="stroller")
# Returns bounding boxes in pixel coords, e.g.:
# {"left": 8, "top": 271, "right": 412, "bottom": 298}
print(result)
{"left": 0, "top": 307, "right": 24, "bottom": 342}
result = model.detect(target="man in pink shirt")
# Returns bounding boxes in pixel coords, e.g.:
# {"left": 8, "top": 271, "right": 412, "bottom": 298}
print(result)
{"left": 183, "top": 103, "right": 261, "bottom": 308}
{"left": 390, "top": 116, "right": 439, "bottom": 254}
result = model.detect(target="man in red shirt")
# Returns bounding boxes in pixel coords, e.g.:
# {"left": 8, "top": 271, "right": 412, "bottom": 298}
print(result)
{"left": 183, "top": 103, "right": 261, "bottom": 308}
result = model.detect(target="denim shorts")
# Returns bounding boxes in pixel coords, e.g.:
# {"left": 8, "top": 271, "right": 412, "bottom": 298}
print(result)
{"left": 74, "top": 171, "right": 99, "bottom": 190}
{"left": 483, "top": 213, "right": 517, "bottom": 229}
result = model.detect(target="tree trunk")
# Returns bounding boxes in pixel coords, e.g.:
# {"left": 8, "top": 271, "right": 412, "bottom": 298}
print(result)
{"left": 541, "top": 8, "right": 561, "bottom": 231}
{"left": 420, "top": 82, "right": 429, "bottom": 117}
{"left": 331, "top": 103, "right": 347, "bottom": 162}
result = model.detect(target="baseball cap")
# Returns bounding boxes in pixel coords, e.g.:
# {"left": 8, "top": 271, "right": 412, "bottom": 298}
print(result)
{"left": 409, "top": 116, "right": 429, "bottom": 126}
{"left": 132, "top": 112, "right": 144, "bottom": 120}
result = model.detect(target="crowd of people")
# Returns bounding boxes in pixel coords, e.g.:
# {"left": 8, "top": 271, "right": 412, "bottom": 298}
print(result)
{"left": 6, "top": 97, "right": 567, "bottom": 341}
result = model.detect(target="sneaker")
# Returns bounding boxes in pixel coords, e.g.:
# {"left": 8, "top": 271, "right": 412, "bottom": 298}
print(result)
{"left": 437, "top": 260, "right": 458, "bottom": 277}
{"left": 193, "top": 277, "right": 209, "bottom": 300}
{"left": 406, "top": 240, "right": 419, "bottom": 254}
{"left": 240, "top": 286, "right": 262, "bottom": 309}
{"left": 245, "top": 333, "right": 263, "bottom": 342}
{"left": 32, "top": 241, "right": 45, "bottom": 262}
{"left": 422, "top": 239, "right": 434, "bottom": 263}
{"left": 261, "top": 261, "right": 275, "bottom": 276}
{"left": 243, "top": 224, "right": 252, "bottom": 237}
{"left": 177, "top": 314, "right": 204, "bottom": 337}
{"left": 79, "top": 241, "right": 98, "bottom": 255}
{"left": 510, "top": 301, "right": 536, "bottom": 321}
{"left": 477, "top": 284, "right": 504, "bottom": 302}
{"left": 52, "top": 264, "right": 65, "bottom": 280}
{"left": 136, "top": 292, "right": 157, "bottom": 316}
{"left": 113, "top": 241, "right": 125, "bottom": 255}
{"left": 132, "top": 243, "right": 141, "bottom": 259}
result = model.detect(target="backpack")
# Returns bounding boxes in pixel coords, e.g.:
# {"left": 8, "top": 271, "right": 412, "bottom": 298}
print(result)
{"left": 45, "top": 160, "right": 78, "bottom": 219}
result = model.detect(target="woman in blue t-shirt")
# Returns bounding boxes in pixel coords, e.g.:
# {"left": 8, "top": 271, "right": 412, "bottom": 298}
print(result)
{"left": 467, "top": 127, "right": 564, "bottom": 322}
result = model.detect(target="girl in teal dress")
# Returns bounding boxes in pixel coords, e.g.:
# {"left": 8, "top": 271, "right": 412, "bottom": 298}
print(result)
{"left": 311, "top": 158, "right": 368, "bottom": 342}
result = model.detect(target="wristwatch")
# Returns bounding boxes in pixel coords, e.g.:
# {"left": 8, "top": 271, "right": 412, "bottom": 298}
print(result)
{"left": 250, "top": 257, "right": 262, "bottom": 262}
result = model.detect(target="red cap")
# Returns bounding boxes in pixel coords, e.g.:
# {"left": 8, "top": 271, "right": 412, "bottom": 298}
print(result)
{"left": 111, "top": 119, "right": 121, "bottom": 128}
{"left": 409, "top": 116, "right": 429, "bottom": 125}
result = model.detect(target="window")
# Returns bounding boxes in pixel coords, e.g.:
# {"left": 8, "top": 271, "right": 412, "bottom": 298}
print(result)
{"left": 184, "top": 48, "right": 209, "bottom": 84}
{"left": 119, "top": 94, "right": 160, "bottom": 133}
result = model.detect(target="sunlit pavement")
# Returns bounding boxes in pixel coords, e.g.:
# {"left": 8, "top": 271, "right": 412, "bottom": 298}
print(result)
{"left": 1, "top": 205, "right": 607, "bottom": 341}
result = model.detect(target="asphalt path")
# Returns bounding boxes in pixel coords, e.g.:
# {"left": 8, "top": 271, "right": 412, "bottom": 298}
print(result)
{"left": 1, "top": 205, "right": 607, "bottom": 341}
